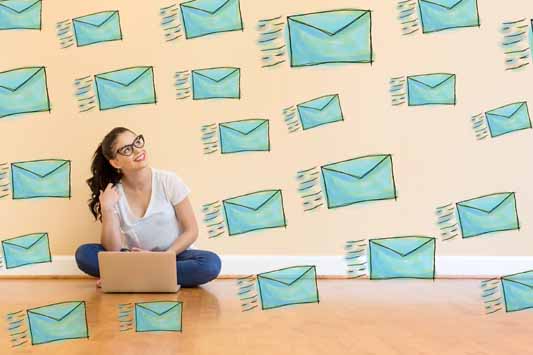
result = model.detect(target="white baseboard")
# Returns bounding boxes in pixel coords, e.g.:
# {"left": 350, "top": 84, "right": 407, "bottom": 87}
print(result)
{"left": 1, "top": 255, "right": 532, "bottom": 277}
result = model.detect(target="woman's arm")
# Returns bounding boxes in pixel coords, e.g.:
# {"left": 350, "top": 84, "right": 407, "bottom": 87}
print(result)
{"left": 99, "top": 183, "right": 122, "bottom": 251}
{"left": 167, "top": 197, "right": 198, "bottom": 254}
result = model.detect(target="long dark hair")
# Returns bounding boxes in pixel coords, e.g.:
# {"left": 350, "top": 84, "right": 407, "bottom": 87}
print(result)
{"left": 86, "top": 127, "right": 133, "bottom": 221}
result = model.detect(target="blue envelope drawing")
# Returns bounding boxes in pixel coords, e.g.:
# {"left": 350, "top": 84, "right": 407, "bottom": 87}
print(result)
{"left": 135, "top": 302, "right": 182, "bottom": 332}
{"left": 0, "top": 0, "right": 41, "bottom": 30}
{"left": 407, "top": 73, "right": 456, "bottom": 106}
{"left": 180, "top": 0, "right": 243, "bottom": 39}
{"left": 485, "top": 102, "right": 531, "bottom": 138}
{"left": 287, "top": 9, "right": 372, "bottom": 67}
{"left": 257, "top": 266, "right": 319, "bottom": 310}
{"left": 72, "top": 10, "right": 122, "bottom": 47}
{"left": 11, "top": 159, "right": 71, "bottom": 199}
{"left": 27, "top": 301, "right": 89, "bottom": 345}
{"left": 94, "top": 67, "right": 156, "bottom": 110}
{"left": 0, "top": 67, "right": 50, "bottom": 118}
{"left": 369, "top": 236, "right": 436, "bottom": 279}
{"left": 456, "top": 192, "right": 519, "bottom": 238}
{"left": 222, "top": 190, "right": 286, "bottom": 236}
{"left": 321, "top": 154, "right": 396, "bottom": 209}
{"left": 191, "top": 67, "right": 240, "bottom": 100}
{"left": 219, "top": 119, "right": 269, "bottom": 154}
{"left": 297, "top": 94, "right": 344, "bottom": 130}
{"left": 418, "top": 0, "right": 480, "bottom": 34}
{"left": 501, "top": 270, "right": 533, "bottom": 312}
{"left": 2, "top": 232, "right": 51, "bottom": 269}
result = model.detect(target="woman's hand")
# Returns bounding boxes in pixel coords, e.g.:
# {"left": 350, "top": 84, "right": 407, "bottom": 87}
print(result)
{"left": 130, "top": 247, "right": 148, "bottom": 252}
{"left": 99, "top": 183, "right": 120, "bottom": 212}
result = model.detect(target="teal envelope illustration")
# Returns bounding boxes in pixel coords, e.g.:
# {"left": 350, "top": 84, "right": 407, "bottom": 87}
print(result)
{"left": 296, "top": 94, "right": 343, "bottom": 130}
{"left": 94, "top": 66, "right": 156, "bottom": 110}
{"left": 0, "top": 66, "right": 50, "bottom": 118}
{"left": 501, "top": 270, "right": 533, "bottom": 312}
{"left": 72, "top": 10, "right": 122, "bottom": 47}
{"left": 2, "top": 232, "right": 51, "bottom": 269}
{"left": 222, "top": 190, "right": 286, "bottom": 236}
{"left": 257, "top": 265, "right": 319, "bottom": 310}
{"left": 407, "top": 73, "right": 456, "bottom": 106}
{"left": 27, "top": 301, "right": 89, "bottom": 345}
{"left": 0, "top": 0, "right": 41, "bottom": 30}
{"left": 11, "top": 159, "right": 71, "bottom": 199}
{"left": 135, "top": 301, "right": 182, "bottom": 332}
{"left": 180, "top": 0, "right": 243, "bottom": 39}
{"left": 369, "top": 236, "right": 436, "bottom": 279}
{"left": 418, "top": 0, "right": 480, "bottom": 34}
{"left": 321, "top": 154, "right": 396, "bottom": 209}
{"left": 456, "top": 192, "right": 519, "bottom": 238}
{"left": 219, "top": 119, "right": 269, "bottom": 154}
{"left": 485, "top": 102, "right": 531, "bottom": 138}
{"left": 191, "top": 67, "right": 240, "bottom": 100}
{"left": 287, "top": 9, "right": 372, "bottom": 67}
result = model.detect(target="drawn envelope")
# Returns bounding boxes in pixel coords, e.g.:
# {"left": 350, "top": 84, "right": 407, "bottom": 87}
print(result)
{"left": 2, "top": 232, "right": 51, "bottom": 269}
{"left": 72, "top": 10, "right": 122, "bottom": 47}
{"left": 369, "top": 236, "right": 436, "bottom": 279}
{"left": 27, "top": 301, "right": 89, "bottom": 345}
{"left": 257, "top": 265, "right": 319, "bottom": 310}
{"left": 485, "top": 102, "right": 531, "bottom": 138}
{"left": 135, "top": 301, "right": 182, "bottom": 332}
{"left": 418, "top": 0, "right": 480, "bottom": 34}
{"left": 222, "top": 190, "right": 286, "bottom": 236}
{"left": 287, "top": 9, "right": 372, "bottom": 67}
{"left": 0, "top": 0, "right": 41, "bottom": 30}
{"left": 219, "top": 119, "right": 269, "bottom": 154}
{"left": 180, "top": 0, "right": 243, "bottom": 39}
{"left": 11, "top": 159, "right": 71, "bottom": 199}
{"left": 191, "top": 67, "right": 240, "bottom": 100}
{"left": 0, "top": 66, "right": 50, "bottom": 118}
{"left": 407, "top": 73, "right": 456, "bottom": 106}
{"left": 456, "top": 192, "right": 519, "bottom": 238}
{"left": 94, "top": 66, "right": 156, "bottom": 110}
{"left": 321, "top": 154, "right": 396, "bottom": 209}
{"left": 296, "top": 94, "right": 343, "bottom": 130}
{"left": 501, "top": 270, "right": 533, "bottom": 312}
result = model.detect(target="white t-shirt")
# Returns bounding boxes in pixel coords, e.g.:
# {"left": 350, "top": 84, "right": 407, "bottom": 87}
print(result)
{"left": 113, "top": 167, "right": 191, "bottom": 251}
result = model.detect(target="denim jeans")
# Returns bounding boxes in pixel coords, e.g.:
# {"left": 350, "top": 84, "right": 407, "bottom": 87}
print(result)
{"left": 75, "top": 243, "right": 221, "bottom": 288}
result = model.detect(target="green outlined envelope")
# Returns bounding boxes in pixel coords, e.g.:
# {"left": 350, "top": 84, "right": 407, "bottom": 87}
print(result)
{"left": 191, "top": 67, "right": 240, "bottom": 100}
{"left": 219, "top": 119, "right": 269, "bottom": 154}
{"left": 501, "top": 270, "right": 533, "bottom": 312}
{"left": 0, "top": 0, "right": 41, "bottom": 30}
{"left": 11, "top": 159, "right": 71, "bottom": 199}
{"left": 135, "top": 301, "right": 182, "bottom": 332}
{"left": 407, "top": 73, "right": 456, "bottom": 106}
{"left": 485, "top": 102, "right": 531, "bottom": 138}
{"left": 180, "top": 0, "right": 243, "bottom": 39}
{"left": 1, "top": 232, "right": 51, "bottom": 269}
{"left": 0, "top": 67, "right": 50, "bottom": 118}
{"left": 72, "top": 10, "right": 122, "bottom": 47}
{"left": 296, "top": 94, "right": 343, "bottom": 130}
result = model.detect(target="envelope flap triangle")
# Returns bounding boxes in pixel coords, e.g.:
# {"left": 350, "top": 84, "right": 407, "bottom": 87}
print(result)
{"left": 3, "top": 233, "right": 45, "bottom": 249}
{"left": 96, "top": 67, "right": 152, "bottom": 86}
{"left": 0, "top": 0, "right": 40, "bottom": 13}
{"left": 298, "top": 95, "right": 337, "bottom": 110}
{"left": 74, "top": 11, "right": 117, "bottom": 27}
{"left": 181, "top": 0, "right": 232, "bottom": 14}
{"left": 220, "top": 119, "right": 266, "bottom": 134}
{"left": 193, "top": 67, "right": 238, "bottom": 82}
{"left": 371, "top": 237, "right": 434, "bottom": 257}
{"left": 289, "top": 10, "right": 369, "bottom": 36}
{"left": 224, "top": 190, "right": 279, "bottom": 210}
{"left": 458, "top": 193, "right": 513, "bottom": 213}
{"left": 12, "top": 159, "right": 69, "bottom": 178}
{"left": 322, "top": 155, "right": 389, "bottom": 179}
{"left": 258, "top": 266, "right": 314, "bottom": 286}
{"left": 137, "top": 302, "right": 179, "bottom": 316}
{"left": 503, "top": 270, "right": 533, "bottom": 288}
{"left": 486, "top": 102, "right": 525, "bottom": 118}
{"left": 421, "top": 0, "right": 465, "bottom": 9}
{"left": 28, "top": 301, "right": 83, "bottom": 321}
{"left": 0, "top": 67, "right": 43, "bottom": 92}
{"left": 408, "top": 74, "right": 454, "bottom": 88}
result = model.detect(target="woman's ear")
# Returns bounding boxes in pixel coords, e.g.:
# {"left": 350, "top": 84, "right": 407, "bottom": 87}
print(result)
{"left": 108, "top": 158, "right": 120, "bottom": 170}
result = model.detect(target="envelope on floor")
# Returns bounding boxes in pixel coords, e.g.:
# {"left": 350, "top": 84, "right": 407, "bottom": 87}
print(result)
{"left": 485, "top": 102, "right": 531, "bottom": 138}
{"left": 135, "top": 301, "right": 182, "bottom": 332}
{"left": 0, "top": 0, "right": 41, "bottom": 30}
{"left": 369, "top": 236, "right": 436, "bottom": 279}
{"left": 180, "top": 0, "right": 243, "bottom": 39}
{"left": 501, "top": 270, "right": 533, "bottom": 312}
{"left": 222, "top": 190, "right": 286, "bottom": 236}
{"left": 11, "top": 159, "right": 71, "bottom": 199}
{"left": 191, "top": 67, "right": 240, "bottom": 100}
{"left": 0, "top": 67, "right": 50, "bottom": 118}
{"left": 297, "top": 94, "right": 343, "bottom": 130}
{"left": 1, "top": 233, "right": 51, "bottom": 269}
{"left": 456, "top": 192, "right": 519, "bottom": 238}
{"left": 287, "top": 9, "right": 372, "bottom": 67}
{"left": 419, "top": 0, "right": 480, "bottom": 34}
{"left": 27, "top": 301, "right": 88, "bottom": 345}
{"left": 72, "top": 11, "right": 122, "bottom": 47}
{"left": 219, "top": 119, "right": 269, "bottom": 153}
{"left": 257, "top": 265, "right": 319, "bottom": 310}
{"left": 407, "top": 73, "right": 456, "bottom": 106}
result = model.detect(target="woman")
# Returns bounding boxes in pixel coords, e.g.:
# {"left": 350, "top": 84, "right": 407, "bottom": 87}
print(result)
{"left": 75, "top": 127, "right": 221, "bottom": 287}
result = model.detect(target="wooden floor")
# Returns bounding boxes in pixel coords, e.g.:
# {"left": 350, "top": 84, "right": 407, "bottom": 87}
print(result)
{"left": 0, "top": 279, "right": 531, "bottom": 355}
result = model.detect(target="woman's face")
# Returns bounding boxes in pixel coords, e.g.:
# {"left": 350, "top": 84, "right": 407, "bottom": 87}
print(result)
{"left": 109, "top": 131, "right": 149, "bottom": 172}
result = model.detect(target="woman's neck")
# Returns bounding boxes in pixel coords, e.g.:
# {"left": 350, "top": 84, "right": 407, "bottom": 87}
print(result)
{"left": 121, "top": 166, "right": 152, "bottom": 191}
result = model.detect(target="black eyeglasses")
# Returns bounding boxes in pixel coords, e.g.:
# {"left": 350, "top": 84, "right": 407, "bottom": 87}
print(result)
{"left": 116, "top": 135, "right": 145, "bottom": 156}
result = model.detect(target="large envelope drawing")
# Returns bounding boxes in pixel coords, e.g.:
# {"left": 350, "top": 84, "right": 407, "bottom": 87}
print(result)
{"left": 180, "top": 0, "right": 243, "bottom": 39}
{"left": 407, "top": 73, "right": 456, "bottom": 106}
{"left": 257, "top": 265, "right": 319, "bottom": 310}
{"left": 0, "top": 66, "right": 50, "bottom": 118}
{"left": 94, "top": 66, "right": 156, "bottom": 111}
{"left": 456, "top": 192, "right": 519, "bottom": 238}
{"left": 485, "top": 102, "right": 531, "bottom": 138}
{"left": 418, "top": 0, "right": 480, "bottom": 34}
{"left": 501, "top": 270, "right": 533, "bottom": 312}
{"left": 287, "top": 9, "right": 372, "bottom": 67}
{"left": 135, "top": 301, "right": 182, "bottom": 332}
{"left": 27, "top": 301, "right": 89, "bottom": 345}
{"left": 219, "top": 119, "right": 269, "bottom": 154}
{"left": 2, "top": 232, "right": 51, "bottom": 269}
{"left": 11, "top": 159, "right": 71, "bottom": 199}
{"left": 191, "top": 67, "right": 240, "bottom": 100}
{"left": 369, "top": 236, "right": 436, "bottom": 279}
{"left": 222, "top": 190, "right": 286, "bottom": 236}
{"left": 72, "top": 10, "right": 122, "bottom": 47}
{"left": 297, "top": 94, "right": 344, "bottom": 130}
{"left": 0, "top": 0, "right": 41, "bottom": 30}
{"left": 321, "top": 154, "right": 396, "bottom": 209}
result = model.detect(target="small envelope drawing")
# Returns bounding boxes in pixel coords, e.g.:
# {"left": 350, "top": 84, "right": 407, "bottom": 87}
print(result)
{"left": 418, "top": 0, "right": 480, "bottom": 34}
{"left": 72, "top": 10, "right": 122, "bottom": 47}
{"left": 407, "top": 73, "right": 456, "bottom": 106}
{"left": 501, "top": 270, "right": 533, "bottom": 312}
{"left": 0, "top": 66, "right": 50, "bottom": 118}
{"left": 180, "top": 0, "right": 243, "bottom": 39}
{"left": 219, "top": 119, "right": 269, "bottom": 154}
{"left": 1, "top": 232, "right": 51, "bottom": 269}
{"left": 296, "top": 94, "right": 344, "bottom": 130}
{"left": 0, "top": 0, "right": 42, "bottom": 30}
{"left": 135, "top": 301, "right": 183, "bottom": 332}
{"left": 191, "top": 67, "right": 240, "bottom": 100}
{"left": 11, "top": 159, "right": 71, "bottom": 199}
{"left": 485, "top": 102, "right": 531, "bottom": 138}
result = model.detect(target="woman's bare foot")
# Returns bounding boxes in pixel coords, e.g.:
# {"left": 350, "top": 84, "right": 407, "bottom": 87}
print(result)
{"left": 96, "top": 279, "right": 102, "bottom": 288}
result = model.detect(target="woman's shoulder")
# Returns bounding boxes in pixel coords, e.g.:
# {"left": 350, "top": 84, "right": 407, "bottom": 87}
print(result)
{"left": 152, "top": 167, "right": 190, "bottom": 204}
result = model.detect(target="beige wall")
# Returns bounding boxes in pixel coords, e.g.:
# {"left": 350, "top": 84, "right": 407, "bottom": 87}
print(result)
{"left": 1, "top": 0, "right": 532, "bottom": 257}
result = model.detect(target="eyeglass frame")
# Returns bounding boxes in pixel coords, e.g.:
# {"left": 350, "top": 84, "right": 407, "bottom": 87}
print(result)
{"left": 116, "top": 134, "right": 145, "bottom": 156}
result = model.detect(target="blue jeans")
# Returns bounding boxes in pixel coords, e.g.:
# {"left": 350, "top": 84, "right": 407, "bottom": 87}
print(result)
{"left": 75, "top": 243, "right": 221, "bottom": 288}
